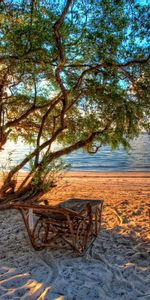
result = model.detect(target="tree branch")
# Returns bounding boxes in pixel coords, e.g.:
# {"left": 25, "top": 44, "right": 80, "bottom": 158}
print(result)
{"left": 53, "top": 0, "right": 73, "bottom": 126}
{"left": 73, "top": 64, "right": 105, "bottom": 90}
{"left": 38, "top": 122, "right": 112, "bottom": 169}
{"left": 118, "top": 53, "right": 150, "bottom": 67}
{"left": 5, "top": 94, "right": 61, "bottom": 129}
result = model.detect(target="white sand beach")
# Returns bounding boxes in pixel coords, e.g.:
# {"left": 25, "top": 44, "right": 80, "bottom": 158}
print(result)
{"left": 0, "top": 172, "right": 150, "bottom": 299}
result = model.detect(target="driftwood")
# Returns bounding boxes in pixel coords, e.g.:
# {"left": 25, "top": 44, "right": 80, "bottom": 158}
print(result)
{"left": 109, "top": 207, "right": 123, "bottom": 225}
{"left": 10, "top": 199, "right": 103, "bottom": 254}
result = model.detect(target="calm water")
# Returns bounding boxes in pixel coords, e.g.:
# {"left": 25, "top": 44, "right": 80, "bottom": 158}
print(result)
{"left": 0, "top": 133, "right": 150, "bottom": 172}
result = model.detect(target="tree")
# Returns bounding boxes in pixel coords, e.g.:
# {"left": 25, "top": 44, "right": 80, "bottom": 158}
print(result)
{"left": 0, "top": 0, "right": 149, "bottom": 204}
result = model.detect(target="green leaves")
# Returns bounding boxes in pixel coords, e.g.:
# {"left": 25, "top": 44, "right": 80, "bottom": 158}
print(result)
{"left": 0, "top": 0, "right": 149, "bottom": 167}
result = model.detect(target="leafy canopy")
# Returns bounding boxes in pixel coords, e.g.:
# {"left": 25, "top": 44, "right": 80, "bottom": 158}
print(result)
{"left": 0, "top": 0, "right": 149, "bottom": 194}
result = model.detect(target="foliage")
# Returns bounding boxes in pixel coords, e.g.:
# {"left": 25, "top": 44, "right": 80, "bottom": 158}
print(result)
{"left": 0, "top": 0, "right": 149, "bottom": 197}
{"left": 29, "top": 156, "right": 70, "bottom": 193}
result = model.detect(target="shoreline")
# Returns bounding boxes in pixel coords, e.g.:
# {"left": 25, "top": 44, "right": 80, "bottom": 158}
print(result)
{"left": 63, "top": 171, "right": 150, "bottom": 178}
{"left": 1, "top": 170, "right": 150, "bottom": 178}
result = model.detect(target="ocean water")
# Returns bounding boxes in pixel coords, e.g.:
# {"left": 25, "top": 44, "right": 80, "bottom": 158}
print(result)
{"left": 0, "top": 133, "right": 150, "bottom": 172}
{"left": 64, "top": 133, "right": 150, "bottom": 172}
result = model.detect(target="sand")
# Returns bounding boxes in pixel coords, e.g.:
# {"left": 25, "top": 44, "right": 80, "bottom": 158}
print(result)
{"left": 0, "top": 172, "right": 150, "bottom": 299}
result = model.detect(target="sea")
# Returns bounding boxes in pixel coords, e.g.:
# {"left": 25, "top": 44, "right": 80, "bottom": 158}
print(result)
{"left": 0, "top": 133, "right": 150, "bottom": 172}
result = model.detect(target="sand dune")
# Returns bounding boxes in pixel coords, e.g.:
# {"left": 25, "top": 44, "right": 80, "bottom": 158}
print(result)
{"left": 0, "top": 172, "right": 150, "bottom": 299}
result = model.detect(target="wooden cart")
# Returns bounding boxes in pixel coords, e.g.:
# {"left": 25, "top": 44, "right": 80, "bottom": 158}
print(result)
{"left": 11, "top": 198, "right": 103, "bottom": 254}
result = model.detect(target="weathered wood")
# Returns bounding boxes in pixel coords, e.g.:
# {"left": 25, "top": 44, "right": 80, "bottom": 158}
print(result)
{"left": 10, "top": 198, "right": 103, "bottom": 254}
